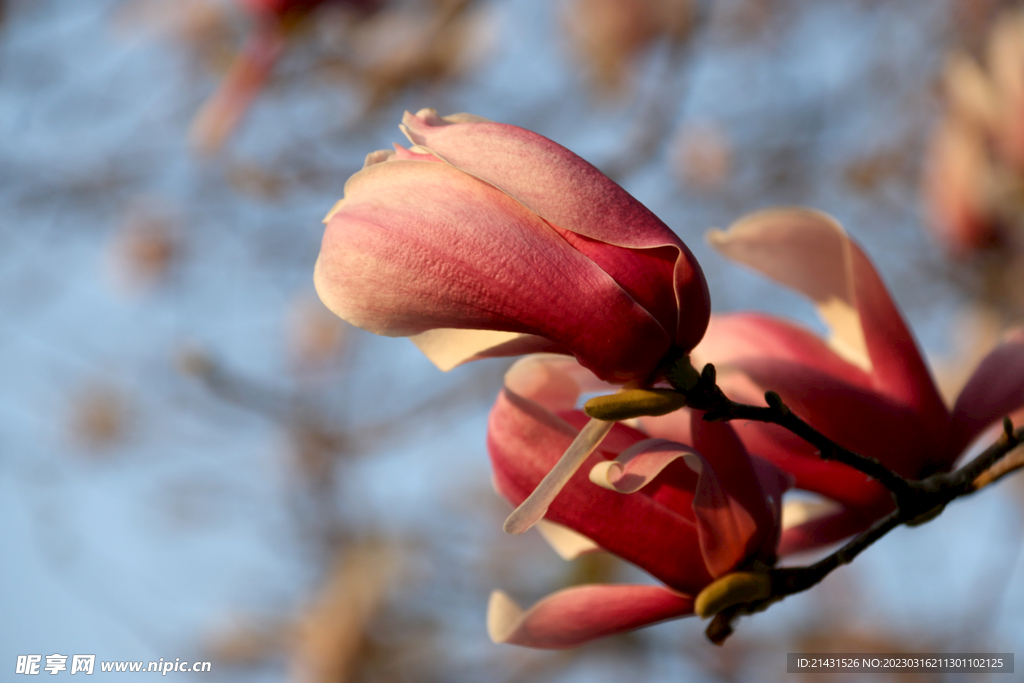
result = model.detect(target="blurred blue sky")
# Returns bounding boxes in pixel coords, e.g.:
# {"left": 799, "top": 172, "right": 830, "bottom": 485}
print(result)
{"left": 2, "top": 1, "right": 1023, "bottom": 681}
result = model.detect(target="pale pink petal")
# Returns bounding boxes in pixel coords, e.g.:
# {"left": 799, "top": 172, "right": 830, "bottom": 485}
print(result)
{"left": 694, "top": 313, "right": 872, "bottom": 390}
{"left": 410, "top": 329, "right": 556, "bottom": 372}
{"left": 781, "top": 495, "right": 844, "bottom": 532}
{"left": 487, "top": 585, "right": 694, "bottom": 649}
{"left": 391, "top": 143, "right": 442, "bottom": 163}
{"left": 951, "top": 327, "right": 1024, "bottom": 455}
{"left": 638, "top": 408, "right": 694, "bottom": 445}
{"left": 503, "top": 417, "right": 615, "bottom": 535}
{"left": 589, "top": 438, "right": 697, "bottom": 494}
{"left": 503, "top": 354, "right": 616, "bottom": 412}
{"left": 777, "top": 507, "right": 876, "bottom": 556}
{"left": 535, "top": 520, "right": 603, "bottom": 560}
{"left": 314, "top": 158, "right": 671, "bottom": 381}
{"left": 399, "top": 108, "right": 710, "bottom": 351}
{"left": 708, "top": 208, "right": 948, "bottom": 434}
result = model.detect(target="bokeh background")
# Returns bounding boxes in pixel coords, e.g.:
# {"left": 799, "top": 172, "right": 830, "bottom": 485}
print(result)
{"left": 3, "top": 0, "right": 1024, "bottom": 681}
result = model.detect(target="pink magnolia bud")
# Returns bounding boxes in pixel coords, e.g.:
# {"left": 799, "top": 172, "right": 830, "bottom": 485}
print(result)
{"left": 314, "top": 109, "right": 710, "bottom": 383}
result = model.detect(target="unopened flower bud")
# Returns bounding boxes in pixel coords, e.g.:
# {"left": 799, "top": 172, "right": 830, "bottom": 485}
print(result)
{"left": 694, "top": 571, "right": 771, "bottom": 619}
{"left": 584, "top": 389, "right": 688, "bottom": 421}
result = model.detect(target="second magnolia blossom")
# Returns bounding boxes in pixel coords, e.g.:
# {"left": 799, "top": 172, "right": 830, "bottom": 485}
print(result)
{"left": 314, "top": 108, "right": 710, "bottom": 384}
{"left": 485, "top": 355, "right": 792, "bottom": 648}
{"left": 691, "top": 208, "right": 1024, "bottom": 551}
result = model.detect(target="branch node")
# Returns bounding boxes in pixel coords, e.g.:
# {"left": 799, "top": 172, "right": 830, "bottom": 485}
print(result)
{"left": 700, "top": 362, "right": 716, "bottom": 387}
{"left": 764, "top": 390, "right": 789, "bottom": 415}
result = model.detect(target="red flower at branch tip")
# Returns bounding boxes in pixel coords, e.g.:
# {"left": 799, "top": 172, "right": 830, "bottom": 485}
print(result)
{"left": 314, "top": 109, "right": 710, "bottom": 385}
{"left": 689, "top": 207, "right": 1024, "bottom": 552}
{"left": 485, "top": 355, "right": 791, "bottom": 648}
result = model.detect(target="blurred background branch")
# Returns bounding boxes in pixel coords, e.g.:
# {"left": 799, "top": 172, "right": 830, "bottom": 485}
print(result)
{"left": 3, "top": 0, "right": 1024, "bottom": 681}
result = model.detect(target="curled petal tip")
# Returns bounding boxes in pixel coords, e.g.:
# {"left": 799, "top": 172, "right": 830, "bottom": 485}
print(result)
{"left": 364, "top": 149, "right": 395, "bottom": 168}
{"left": 588, "top": 460, "right": 619, "bottom": 491}
{"left": 487, "top": 590, "right": 524, "bottom": 644}
{"left": 535, "top": 520, "right": 602, "bottom": 560}
{"left": 322, "top": 198, "right": 345, "bottom": 223}
{"left": 588, "top": 439, "right": 698, "bottom": 494}
{"left": 682, "top": 453, "right": 702, "bottom": 473}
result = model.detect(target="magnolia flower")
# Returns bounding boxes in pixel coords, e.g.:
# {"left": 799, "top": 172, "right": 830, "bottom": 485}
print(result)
{"left": 314, "top": 108, "right": 710, "bottom": 385}
{"left": 922, "top": 10, "right": 1024, "bottom": 255}
{"left": 315, "top": 109, "right": 710, "bottom": 534}
{"left": 485, "top": 355, "right": 790, "bottom": 648}
{"left": 691, "top": 208, "right": 1024, "bottom": 552}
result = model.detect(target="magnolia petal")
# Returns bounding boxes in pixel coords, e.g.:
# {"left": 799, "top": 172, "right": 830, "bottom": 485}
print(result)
{"left": 399, "top": 108, "right": 710, "bottom": 352}
{"left": 951, "top": 327, "right": 1024, "bottom": 455}
{"left": 504, "top": 354, "right": 615, "bottom": 412}
{"left": 488, "top": 389, "right": 713, "bottom": 593}
{"left": 410, "top": 329, "right": 554, "bottom": 372}
{"left": 400, "top": 109, "right": 686, "bottom": 250}
{"left": 781, "top": 496, "right": 844, "bottom": 532}
{"left": 724, "top": 359, "right": 950, "bottom": 477}
{"left": 708, "top": 209, "right": 870, "bottom": 370}
{"left": 750, "top": 456, "right": 795, "bottom": 552}
{"left": 777, "top": 507, "right": 875, "bottom": 556}
{"left": 708, "top": 208, "right": 948, "bottom": 433}
{"left": 535, "top": 520, "right": 603, "bottom": 560}
{"left": 694, "top": 313, "right": 873, "bottom": 389}
{"left": 726, "top": 418, "right": 895, "bottom": 515}
{"left": 589, "top": 439, "right": 697, "bottom": 493}
{"left": 638, "top": 408, "right": 695, "bottom": 445}
{"left": 487, "top": 585, "right": 694, "bottom": 649}
{"left": 688, "top": 450, "right": 759, "bottom": 577}
{"left": 315, "top": 158, "right": 672, "bottom": 381}
{"left": 989, "top": 13, "right": 1024, "bottom": 167}
{"left": 691, "top": 417, "right": 776, "bottom": 547}
{"left": 503, "top": 417, "right": 615, "bottom": 535}
{"left": 364, "top": 148, "right": 396, "bottom": 168}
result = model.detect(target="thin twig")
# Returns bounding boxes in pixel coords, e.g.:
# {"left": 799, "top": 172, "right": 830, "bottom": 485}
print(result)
{"left": 664, "top": 359, "right": 911, "bottom": 495}
{"left": 973, "top": 448, "right": 1024, "bottom": 489}
{"left": 656, "top": 356, "right": 1024, "bottom": 643}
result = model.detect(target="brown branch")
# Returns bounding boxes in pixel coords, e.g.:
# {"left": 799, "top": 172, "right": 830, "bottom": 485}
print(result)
{"left": 973, "top": 448, "right": 1024, "bottom": 489}
{"left": 653, "top": 355, "right": 1024, "bottom": 644}
{"left": 663, "top": 358, "right": 912, "bottom": 496}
